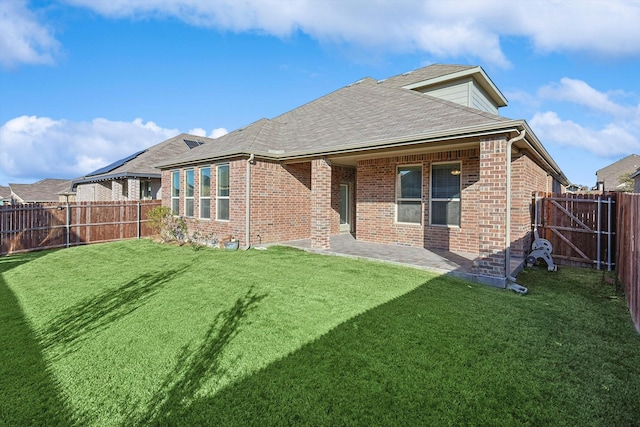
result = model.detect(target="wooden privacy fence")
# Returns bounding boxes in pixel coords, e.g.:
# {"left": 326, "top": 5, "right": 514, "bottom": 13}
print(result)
{"left": 533, "top": 192, "right": 616, "bottom": 270}
{"left": 616, "top": 193, "right": 640, "bottom": 333}
{"left": 0, "top": 200, "right": 161, "bottom": 255}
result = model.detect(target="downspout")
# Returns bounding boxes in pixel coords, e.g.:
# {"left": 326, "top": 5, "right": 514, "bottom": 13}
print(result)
{"left": 505, "top": 130, "right": 528, "bottom": 294}
{"left": 245, "top": 153, "right": 254, "bottom": 249}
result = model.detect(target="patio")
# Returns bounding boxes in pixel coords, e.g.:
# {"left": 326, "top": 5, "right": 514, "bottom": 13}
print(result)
{"left": 276, "top": 233, "right": 525, "bottom": 286}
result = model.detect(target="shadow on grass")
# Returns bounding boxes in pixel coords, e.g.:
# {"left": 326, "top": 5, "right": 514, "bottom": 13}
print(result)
{"left": 141, "top": 271, "right": 640, "bottom": 426}
{"left": 40, "top": 266, "right": 189, "bottom": 357}
{"left": 132, "top": 287, "right": 266, "bottom": 426}
{"left": 0, "top": 251, "right": 75, "bottom": 426}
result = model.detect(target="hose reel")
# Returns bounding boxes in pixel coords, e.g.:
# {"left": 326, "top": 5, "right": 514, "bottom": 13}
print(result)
{"left": 526, "top": 229, "right": 558, "bottom": 272}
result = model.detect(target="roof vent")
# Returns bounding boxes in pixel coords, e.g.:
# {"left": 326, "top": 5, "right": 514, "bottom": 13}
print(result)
{"left": 268, "top": 149, "right": 285, "bottom": 154}
{"left": 402, "top": 70, "right": 414, "bottom": 76}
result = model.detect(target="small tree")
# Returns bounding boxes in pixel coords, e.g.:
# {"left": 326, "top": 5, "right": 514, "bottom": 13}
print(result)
{"left": 617, "top": 173, "right": 634, "bottom": 193}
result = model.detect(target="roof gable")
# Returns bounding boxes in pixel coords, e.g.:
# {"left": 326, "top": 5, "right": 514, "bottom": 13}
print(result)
{"left": 9, "top": 179, "right": 71, "bottom": 202}
{"left": 380, "top": 64, "right": 508, "bottom": 109}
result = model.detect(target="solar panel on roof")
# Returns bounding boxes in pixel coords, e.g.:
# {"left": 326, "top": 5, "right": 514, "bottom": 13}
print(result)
{"left": 183, "top": 139, "right": 204, "bottom": 149}
{"left": 86, "top": 149, "right": 147, "bottom": 177}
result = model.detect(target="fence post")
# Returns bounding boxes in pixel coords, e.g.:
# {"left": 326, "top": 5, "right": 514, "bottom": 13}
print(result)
{"left": 137, "top": 202, "right": 141, "bottom": 239}
{"left": 597, "top": 195, "right": 602, "bottom": 270}
{"left": 608, "top": 195, "right": 612, "bottom": 272}
{"left": 65, "top": 201, "right": 71, "bottom": 248}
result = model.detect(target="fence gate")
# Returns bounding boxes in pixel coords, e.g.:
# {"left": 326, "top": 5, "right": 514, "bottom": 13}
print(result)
{"left": 533, "top": 192, "right": 616, "bottom": 270}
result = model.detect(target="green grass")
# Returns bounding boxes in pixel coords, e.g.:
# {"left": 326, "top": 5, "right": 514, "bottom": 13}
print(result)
{"left": 1, "top": 240, "right": 639, "bottom": 426}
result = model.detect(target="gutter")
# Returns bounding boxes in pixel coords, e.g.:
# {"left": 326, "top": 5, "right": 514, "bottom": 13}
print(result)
{"left": 157, "top": 123, "right": 524, "bottom": 170}
{"left": 245, "top": 154, "right": 254, "bottom": 248}
{"left": 71, "top": 172, "right": 161, "bottom": 190}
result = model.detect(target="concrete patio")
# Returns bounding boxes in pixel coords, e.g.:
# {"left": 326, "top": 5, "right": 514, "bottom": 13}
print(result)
{"left": 274, "top": 233, "right": 525, "bottom": 287}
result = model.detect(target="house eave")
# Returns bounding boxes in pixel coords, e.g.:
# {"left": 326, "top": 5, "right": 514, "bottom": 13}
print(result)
{"left": 71, "top": 172, "right": 161, "bottom": 190}
{"left": 156, "top": 120, "right": 569, "bottom": 186}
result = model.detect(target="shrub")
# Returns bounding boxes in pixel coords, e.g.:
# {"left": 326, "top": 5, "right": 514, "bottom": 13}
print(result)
{"left": 146, "top": 206, "right": 188, "bottom": 243}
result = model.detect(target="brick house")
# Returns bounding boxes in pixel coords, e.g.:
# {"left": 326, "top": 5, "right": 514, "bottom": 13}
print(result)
{"left": 595, "top": 154, "right": 640, "bottom": 192}
{"left": 158, "top": 64, "right": 568, "bottom": 287}
{"left": 72, "top": 134, "right": 213, "bottom": 201}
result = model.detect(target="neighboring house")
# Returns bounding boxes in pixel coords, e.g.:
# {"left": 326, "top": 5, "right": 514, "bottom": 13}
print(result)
{"left": 158, "top": 64, "right": 569, "bottom": 287}
{"left": 595, "top": 154, "right": 640, "bottom": 192}
{"left": 631, "top": 168, "right": 640, "bottom": 193}
{"left": 72, "top": 134, "right": 214, "bottom": 201}
{"left": 0, "top": 185, "right": 10, "bottom": 205}
{"left": 9, "top": 179, "right": 75, "bottom": 204}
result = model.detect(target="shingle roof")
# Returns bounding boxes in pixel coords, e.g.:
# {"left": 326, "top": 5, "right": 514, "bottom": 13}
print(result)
{"left": 0, "top": 185, "right": 10, "bottom": 201}
{"left": 161, "top": 75, "right": 511, "bottom": 167}
{"left": 9, "top": 179, "right": 72, "bottom": 202}
{"left": 72, "top": 133, "right": 214, "bottom": 187}
{"left": 378, "top": 64, "right": 476, "bottom": 88}
{"left": 596, "top": 154, "right": 640, "bottom": 191}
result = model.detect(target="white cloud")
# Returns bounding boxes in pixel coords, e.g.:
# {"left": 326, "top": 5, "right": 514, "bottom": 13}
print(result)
{"left": 210, "top": 127, "right": 229, "bottom": 138}
{"left": 530, "top": 111, "right": 640, "bottom": 157}
{"left": 188, "top": 127, "right": 229, "bottom": 138}
{"left": 531, "top": 77, "right": 640, "bottom": 160}
{"left": 538, "top": 78, "right": 634, "bottom": 118}
{"left": 4, "top": 1, "right": 640, "bottom": 69}
{"left": 0, "top": 0, "right": 59, "bottom": 68}
{"left": 50, "top": 0, "right": 640, "bottom": 69}
{"left": 0, "top": 116, "right": 181, "bottom": 183}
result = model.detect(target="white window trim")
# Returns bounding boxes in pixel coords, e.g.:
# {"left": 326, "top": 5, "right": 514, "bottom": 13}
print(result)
{"left": 184, "top": 169, "right": 195, "bottom": 218}
{"left": 429, "top": 161, "right": 462, "bottom": 227}
{"left": 199, "top": 167, "right": 211, "bottom": 220}
{"left": 171, "top": 170, "right": 180, "bottom": 216}
{"left": 216, "top": 163, "right": 230, "bottom": 222}
{"left": 395, "top": 164, "right": 423, "bottom": 225}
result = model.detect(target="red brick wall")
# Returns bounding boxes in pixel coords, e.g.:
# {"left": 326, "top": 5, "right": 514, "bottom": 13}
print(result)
{"left": 311, "top": 158, "right": 332, "bottom": 249}
{"left": 474, "top": 137, "right": 508, "bottom": 278}
{"left": 356, "top": 149, "right": 480, "bottom": 251}
{"left": 510, "top": 154, "right": 550, "bottom": 257}
{"left": 163, "top": 159, "right": 314, "bottom": 246}
{"left": 249, "top": 160, "right": 312, "bottom": 244}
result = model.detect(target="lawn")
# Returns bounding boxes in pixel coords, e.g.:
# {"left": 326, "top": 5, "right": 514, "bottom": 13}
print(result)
{"left": 1, "top": 239, "right": 639, "bottom": 426}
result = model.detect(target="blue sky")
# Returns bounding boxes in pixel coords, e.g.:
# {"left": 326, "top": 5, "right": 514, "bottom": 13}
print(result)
{"left": 1, "top": 0, "right": 640, "bottom": 188}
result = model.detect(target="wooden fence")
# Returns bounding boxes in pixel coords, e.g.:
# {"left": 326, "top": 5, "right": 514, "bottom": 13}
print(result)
{"left": 616, "top": 193, "right": 640, "bottom": 333}
{"left": 0, "top": 200, "right": 161, "bottom": 255}
{"left": 533, "top": 192, "right": 616, "bottom": 270}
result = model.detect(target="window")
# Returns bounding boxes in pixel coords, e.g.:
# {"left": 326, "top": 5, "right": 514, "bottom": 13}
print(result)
{"left": 200, "top": 167, "right": 211, "bottom": 219}
{"left": 396, "top": 165, "right": 422, "bottom": 224}
{"left": 217, "top": 164, "right": 229, "bottom": 221}
{"left": 140, "top": 180, "right": 152, "bottom": 200}
{"left": 171, "top": 171, "right": 180, "bottom": 215}
{"left": 431, "top": 163, "right": 461, "bottom": 226}
{"left": 185, "top": 169, "right": 195, "bottom": 217}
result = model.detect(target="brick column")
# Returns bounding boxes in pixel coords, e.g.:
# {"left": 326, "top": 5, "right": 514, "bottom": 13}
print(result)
{"left": 127, "top": 178, "right": 140, "bottom": 200}
{"left": 474, "top": 136, "right": 508, "bottom": 284}
{"left": 311, "top": 158, "right": 332, "bottom": 249}
{"left": 111, "top": 180, "right": 123, "bottom": 201}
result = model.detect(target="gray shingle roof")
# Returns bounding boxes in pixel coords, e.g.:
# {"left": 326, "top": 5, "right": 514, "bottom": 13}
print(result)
{"left": 0, "top": 185, "right": 10, "bottom": 202}
{"left": 160, "top": 74, "right": 511, "bottom": 167}
{"left": 9, "top": 179, "right": 72, "bottom": 202}
{"left": 378, "top": 64, "right": 476, "bottom": 88}
{"left": 72, "top": 133, "right": 214, "bottom": 187}
{"left": 596, "top": 154, "right": 640, "bottom": 191}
